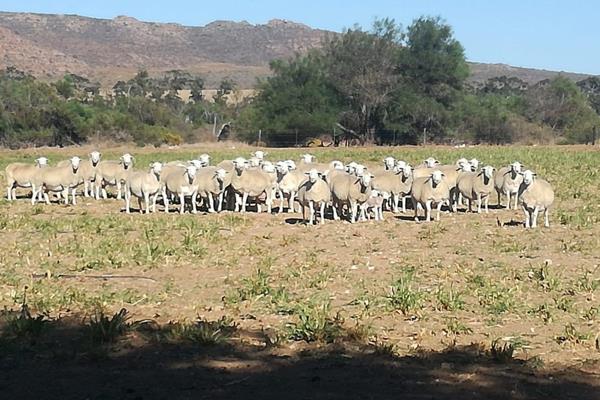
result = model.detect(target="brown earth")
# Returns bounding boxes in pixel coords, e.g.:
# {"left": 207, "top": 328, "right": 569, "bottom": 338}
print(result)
{"left": 0, "top": 144, "right": 599, "bottom": 399}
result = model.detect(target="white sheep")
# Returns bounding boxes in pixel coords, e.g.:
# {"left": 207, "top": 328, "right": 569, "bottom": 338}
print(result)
{"left": 411, "top": 170, "right": 450, "bottom": 222}
{"left": 518, "top": 170, "right": 554, "bottom": 228}
{"left": 94, "top": 153, "right": 135, "bottom": 199}
{"left": 361, "top": 189, "right": 384, "bottom": 221}
{"left": 58, "top": 151, "right": 102, "bottom": 197}
{"left": 162, "top": 164, "right": 200, "bottom": 214}
{"left": 31, "top": 156, "right": 82, "bottom": 205}
{"left": 124, "top": 162, "right": 163, "bottom": 214}
{"left": 275, "top": 161, "right": 304, "bottom": 213}
{"left": 330, "top": 171, "right": 373, "bottom": 223}
{"left": 296, "top": 168, "right": 331, "bottom": 225}
{"left": 494, "top": 161, "right": 524, "bottom": 209}
{"left": 230, "top": 157, "right": 274, "bottom": 213}
{"left": 457, "top": 165, "right": 496, "bottom": 213}
{"left": 195, "top": 167, "right": 229, "bottom": 213}
{"left": 5, "top": 157, "right": 48, "bottom": 201}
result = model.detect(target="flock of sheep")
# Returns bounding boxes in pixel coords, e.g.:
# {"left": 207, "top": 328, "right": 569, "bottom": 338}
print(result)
{"left": 4, "top": 150, "right": 555, "bottom": 228}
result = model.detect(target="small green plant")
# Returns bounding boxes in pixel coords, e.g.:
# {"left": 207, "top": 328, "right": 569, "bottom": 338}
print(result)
{"left": 444, "top": 318, "right": 473, "bottom": 335}
{"left": 490, "top": 338, "right": 515, "bottom": 363}
{"left": 528, "top": 261, "right": 561, "bottom": 292}
{"left": 555, "top": 323, "right": 590, "bottom": 344}
{"left": 528, "top": 303, "right": 553, "bottom": 324}
{"left": 386, "top": 270, "right": 423, "bottom": 315}
{"left": 86, "top": 308, "right": 130, "bottom": 345}
{"left": 436, "top": 285, "right": 465, "bottom": 311}
{"left": 2, "top": 303, "right": 48, "bottom": 344}
{"left": 286, "top": 299, "right": 343, "bottom": 343}
{"left": 164, "top": 316, "right": 237, "bottom": 345}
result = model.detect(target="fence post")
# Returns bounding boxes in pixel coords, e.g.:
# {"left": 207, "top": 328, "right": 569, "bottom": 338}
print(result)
{"left": 258, "top": 129, "right": 262, "bottom": 144}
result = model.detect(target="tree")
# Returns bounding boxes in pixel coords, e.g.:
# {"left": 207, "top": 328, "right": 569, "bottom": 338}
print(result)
{"left": 241, "top": 51, "right": 343, "bottom": 145}
{"left": 324, "top": 18, "right": 403, "bottom": 143}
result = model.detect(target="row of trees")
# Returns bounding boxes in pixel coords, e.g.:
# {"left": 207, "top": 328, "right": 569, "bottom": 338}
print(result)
{"left": 0, "top": 67, "right": 237, "bottom": 148}
{"left": 1, "top": 16, "right": 599, "bottom": 148}
{"left": 237, "top": 17, "right": 600, "bottom": 146}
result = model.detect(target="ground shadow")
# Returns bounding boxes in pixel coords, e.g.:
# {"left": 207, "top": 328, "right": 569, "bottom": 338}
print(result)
{"left": 0, "top": 316, "right": 598, "bottom": 400}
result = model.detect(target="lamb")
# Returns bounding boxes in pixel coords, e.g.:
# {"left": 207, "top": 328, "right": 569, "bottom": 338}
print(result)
{"left": 361, "top": 189, "right": 384, "bottom": 221}
{"left": 296, "top": 168, "right": 331, "bottom": 225}
{"left": 494, "top": 161, "right": 524, "bottom": 209}
{"left": 411, "top": 170, "right": 450, "bottom": 222}
{"left": 195, "top": 167, "right": 229, "bottom": 213}
{"left": 330, "top": 171, "right": 373, "bottom": 223}
{"left": 58, "top": 151, "right": 102, "bottom": 197}
{"left": 5, "top": 157, "right": 48, "bottom": 200}
{"left": 275, "top": 161, "right": 304, "bottom": 213}
{"left": 94, "top": 153, "right": 135, "bottom": 199}
{"left": 31, "top": 156, "right": 82, "bottom": 205}
{"left": 416, "top": 157, "right": 440, "bottom": 169}
{"left": 394, "top": 164, "right": 414, "bottom": 213}
{"left": 124, "top": 162, "right": 163, "bottom": 214}
{"left": 518, "top": 170, "right": 554, "bottom": 228}
{"left": 457, "top": 165, "right": 496, "bottom": 213}
{"left": 162, "top": 165, "right": 199, "bottom": 214}
{"left": 371, "top": 168, "right": 402, "bottom": 212}
{"left": 230, "top": 157, "right": 274, "bottom": 213}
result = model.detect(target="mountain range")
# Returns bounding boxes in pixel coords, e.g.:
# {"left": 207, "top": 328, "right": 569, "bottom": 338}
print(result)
{"left": 0, "top": 11, "right": 594, "bottom": 88}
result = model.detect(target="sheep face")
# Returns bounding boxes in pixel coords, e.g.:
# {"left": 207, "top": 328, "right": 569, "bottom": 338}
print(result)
{"left": 395, "top": 160, "right": 407, "bottom": 169}
{"left": 198, "top": 154, "right": 210, "bottom": 166}
{"left": 253, "top": 150, "right": 266, "bottom": 160}
{"left": 482, "top": 166, "right": 495, "bottom": 179}
{"left": 215, "top": 168, "right": 228, "bottom": 181}
{"left": 383, "top": 157, "right": 395, "bottom": 170}
{"left": 248, "top": 157, "right": 262, "bottom": 167}
{"left": 150, "top": 162, "right": 163, "bottom": 175}
{"left": 354, "top": 164, "right": 367, "bottom": 176}
{"left": 510, "top": 161, "right": 523, "bottom": 173}
{"left": 301, "top": 154, "right": 314, "bottom": 163}
{"left": 233, "top": 157, "right": 248, "bottom": 173}
{"left": 188, "top": 160, "right": 203, "bottom": 169}
{"left": 90, "top": 151, "right": 101, "bottom": 165}
{"left": 359, "top": 173, "right": 374, "bottom": 187}
{"left": 458, "top": 161, "right": 473, "bottom": 172}
{"left": 285, "top": 160, "right": 297, "bottom": 170}
{"left": 35, "top": 157, "right": 49, "bottom": 166}
{"left": 121, "top": 153, "right": 134, "bottom": 169}
{"left": 70, "top": 156, "right": 82, "bottom": 172}
{"left": 305, "top": 168, "right": 321, "bottom": 183}
{"left": 276, "top": 162, "right": 289, "bottom": 175}
{"left": 431, "top": 170, "right": 444, "bottom": 185}
{"left": 262, "top": 162, "right": 276, "bottom": 173}
{"left": 456, "top": 157, "right": 469, "bottom": 167}
{"left": 469, "top": 158, "right": 480, "bottom": 170}
{"left": 424, "top": 157, "right": 439, "bottom": 168}
{"left": 522, "top": 170, "right": 535, "bottom": 185}
{"left": 185, "top": 165, "right": 198, "bottom": 183}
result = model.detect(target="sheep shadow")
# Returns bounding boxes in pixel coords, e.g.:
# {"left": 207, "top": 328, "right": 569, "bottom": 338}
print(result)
{"left": 0, "top": 315, "right": 598, "bottom": 400}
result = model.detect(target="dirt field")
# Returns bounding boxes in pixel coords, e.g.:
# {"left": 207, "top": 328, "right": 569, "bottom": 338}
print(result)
{"left": 0, "top": 144, "right": 599, "bottom": 399}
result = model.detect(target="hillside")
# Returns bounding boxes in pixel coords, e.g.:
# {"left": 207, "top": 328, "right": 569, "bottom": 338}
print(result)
{"left": 0, "top": 11, "right": 595, "bottom": 88}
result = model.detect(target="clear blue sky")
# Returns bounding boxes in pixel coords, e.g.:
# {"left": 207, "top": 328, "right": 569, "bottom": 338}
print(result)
{"left": 0, "top": 0, "right": 597, "bottom": 75}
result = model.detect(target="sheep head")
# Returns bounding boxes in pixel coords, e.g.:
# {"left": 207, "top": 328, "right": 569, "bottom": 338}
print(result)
{"left": 510, "top": 161, "right": 523, "bottom": 173}
{"left": 89, "top": 151, "right": 101, "bottom": 165}
{"left": 469, "top": 158, "right": 480, "bottom": 170}
{"left": 301, "top": 154, "right": 314, "bottom": 163}
{"left": 423, "top": 157, "right": 440, "bottom": 168}
{"left": 121, "top": 153, "right": 134, "bottom": 169}
{"left": 70, "top": 156, "right": 82, "bottom": 172}
{"left": 304, "top": 168, "right": 321, "bottom": 183}
{"left": 430, "top": 170, "right": 444, "bottom": 185}
{"left": 482, "top": 165, "right": 495, "bottom": 179}
{"left": 198, "top": 153, "right": 211, "bottom": 167}
{"left": 35, "top": 157, "right": 49, "bottom": 167}
{"left": 149, "top": 162, "right": 162, "bottom": 176}
{"left": 521, "top": 170, "right": 536, "bottom": 185}
{"left": 185, "top": 165, "right": 198, "bottom": 183}
{"left": 383, "top": 157, "right": 395, "bottom": 170}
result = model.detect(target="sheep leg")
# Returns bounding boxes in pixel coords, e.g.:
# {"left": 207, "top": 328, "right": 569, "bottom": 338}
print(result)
{"left": 485, "top": 196, "right": 489, "bottom": 213}
{"left": 513, "top": 192, "right": 519, "bottom": 210}
{"left": 350, "top": 200, "right": 358, "bottom": 223}
{"left": 61, "top": 188, "right": 68, "bottom": 205}
{"left": 289, "top": 191, "right": 296, "bottom": 213}
{"left": 278, "top": 189, "right": 284, "bottom": 213}
{"left": 43, "top": 191, "right": 50, "bottom": 205}
{"left": 436, "top": 201, "right": 443, "bottom": 221}
{"left": 179, "top": 193, "right": 185, "bottom": 214}
{"left": 301, "top": 204, "right": 306, "bottom": 224}
{"left": 136, "top": 197, "right": 143, "bottom": 214}
{"left": 208, "top": 194, "right": 215, "bottom": 213}
{"left": 332, "top": 199, "right": 340, "bottom": 221}
{"left": 71, "top": 188, "right": 77, "bottom": 205}
{"left": 144, "top": 192, "right": 151, "bottom": 214}
{"left": 151, "top": 193, "right": 158, "bottom": 213}
{"left": 241, "top": 192, "right": 248, "bottom": 213}
{"left": 425, "top": 200, "right": 432, "bottom": 222}
{"left": 217, "top": 192, "right": 224, "bottom": 212}
{"left": 309, "top": 200, "right": 315, "bottom": 225}
{"left": 6, "top": 184, "right": 11, "bottom": 201}
{"left": 319, "top": 201, "right": 326, "bottom": 225}
{"left": 266, "top": 190, "right": 273, "bottom": 214}
{"left": 163, "top": 189, "right": 170, "bottom": 213}
{"left": 531, "top": 206, "right": 539, "bottom": 228}
{"left": 124, "top": 191, "right": 131, "bottom": 213}
{"left": 402, "top": 196, "right": 407, "bottom": 213}
{"left": 476, "top": 193, "right": 482, "bottom": 213}
{"left": 412, "top": 198, "right": 419, "bottom": 222}
{"left": 191, "top": 193, "right": 198, "bottom": 214}
{"left": 522, "top": 205, "right": 530, "bottom": 228}
{"left": 544, "top": 208, "right": 550, "bottom": 228}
